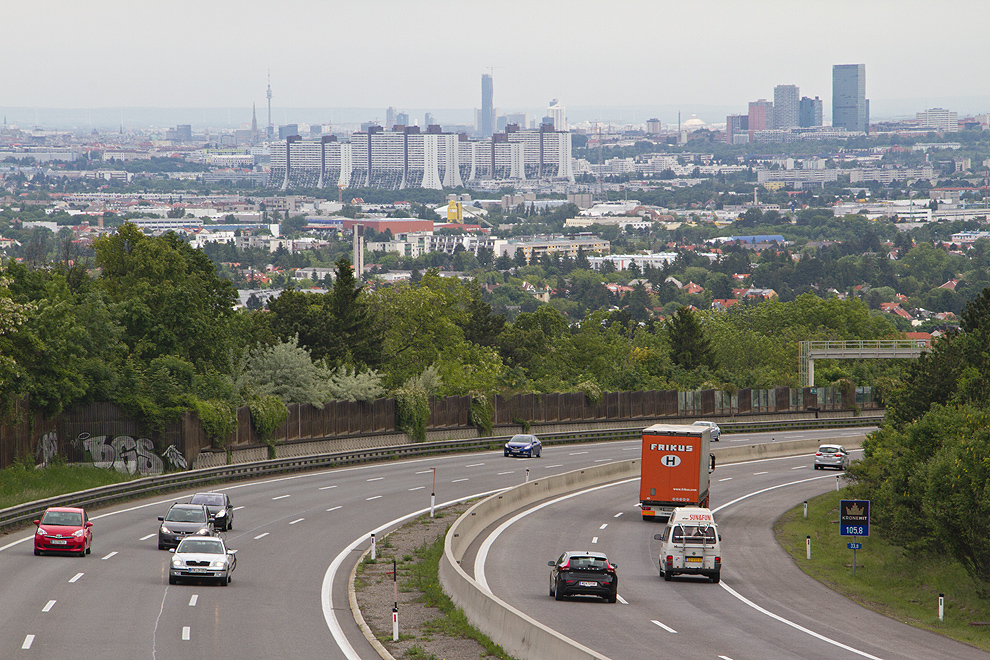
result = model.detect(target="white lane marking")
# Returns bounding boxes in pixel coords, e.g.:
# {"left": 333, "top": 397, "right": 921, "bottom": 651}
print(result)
{"left": 791, "top": 466, "right": 806, "bottom": 470}
{"left": 719, "top": 477, "right": 733, "bottom": 482}
{"left": 254, "top": 533, "right": 269, "bottom": 540}
{"left": 543, "top": 464, "right": 563, "bottom": 469}
{"left": 43, "top": 600, "right": 56, "bottom": 612}
{"left": 322, "top": 489, "right": 506, "bottom": 660}
{"left": 69, "top": 573, "right": 83, "bottom": 583}
{"left": 754, "top": 471, "right": 768, "bottom": 475}
{"left": 415, "top": 470, "right": 433, "bottom": 474}
{"left": 475, "top": 478, "right": 639, "bottom": 593}
{"left": 408, "top": 486, "right": 425, "bottom": 491}
{"left": 272, "top": 494, "right": 291, "bottom": 500}
{"left": 366, "top": 495, "right": 382, "bottom": 501}
{"left": 140, "top": 534, "right": 155, "bottom": 541}
{"left": 613, "top": 512, "right": 623, "bottom": 518}
{"left": 594, "top": 459, "right": 612, "bottom": 462}
{"left": 452, "top": 478, "right": 469, "bottom": 483}
{"left": 465, "top": 463, "right": 485, "bottom": 468}
{"left": 188, "top": 595, "right": 198, "bottom": 606}
{"left": 718, "top": 656, "right": 735, "bottom": 660}
{"left": 233, "top": 505, "right": 245, "bottom": 510}
{"left": 290, "top": 518, "right": 304, "bottom": 525}
{"left": 367, "top": 477, "right": 384, "bottom": 482}
{"left": 621, "top": 447, "right": 636, "bottom": 451}
{"left": 182, "top": 626, "right": 190, "bottom": 641}
{"left": 22, "top": 635, "right": 35, "bottom": 649}
{"left": 319, "top": 485, "right": 337, "bottom": 490}
{"left": 326, "top": 506, "right": 342, "bottom": 512}
{"left": 592, "top": 537, "right": 599, "bottom": 543}
{"left": 101, "top": 551, "right": 117, "bottom": 560}
{"left": 616, "top": 594, "right": 628, "bottom": 604}
{"left": 569, "top": 451, "right": 589, "bottom": 455}
{"left": 719, "top": 582, "right": 882, "bottom": 659}
{"left": 497, "top": 471, "right": 514, "bottom": 475}
{"left": 599, "top": 523, "right": 608, "bottom": 530}
{"left": 652, "top": 619, "right": 677, "bottom": 633}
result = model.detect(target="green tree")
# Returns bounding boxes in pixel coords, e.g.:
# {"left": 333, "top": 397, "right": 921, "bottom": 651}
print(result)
{"left": 666, "top": 306, "right": 715, "bottom": 371}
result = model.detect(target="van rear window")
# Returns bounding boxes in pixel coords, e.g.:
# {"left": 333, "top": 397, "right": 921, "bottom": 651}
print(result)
{"left": 672, "top": 525, "right": 716, "bottom": 544}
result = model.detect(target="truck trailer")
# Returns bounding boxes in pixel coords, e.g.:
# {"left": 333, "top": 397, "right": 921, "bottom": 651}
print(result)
{"left": 639, "top": 423, "right": 715, "bottom": 521}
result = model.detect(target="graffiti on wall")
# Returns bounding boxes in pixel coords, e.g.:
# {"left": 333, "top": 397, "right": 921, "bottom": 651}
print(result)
{"left": 33, "top": 432, "right": 189, "bottom": 475}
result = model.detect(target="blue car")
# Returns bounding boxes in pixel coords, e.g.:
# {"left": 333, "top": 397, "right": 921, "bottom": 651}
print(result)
{"left": 504, "top": 434, "right": 542, "bottom": 458}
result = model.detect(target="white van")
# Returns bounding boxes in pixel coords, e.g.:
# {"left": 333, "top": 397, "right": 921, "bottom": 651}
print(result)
{"left": 653, "top": 506, "right": 721, "bottom": 583}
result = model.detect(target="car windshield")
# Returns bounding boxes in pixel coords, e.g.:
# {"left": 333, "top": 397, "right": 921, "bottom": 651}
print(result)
{"left": 820, "top": 446, "right": 839, "bottom": 454}
{"left": 672, "top": 525, "right": 716, "bottom": 544}
{"left": 177, "top": 539, "right": 224, "bottom": 554}
{"left": 509, "top": 435, "right": 535, "bottom": 444}
{"left": 566, "top": 556, "right": 608, "bottom": 570}
{"left": 191, "top": 494, "right": 224, "bottom": 506}
{"left": 166, "top": 508, "right": 207, "bottom": 523}
{"left": 42, "top": 511, "right": 82, "bottom": 526}
{"left": 693, "top": 422, "right": 710, "bottom": 427}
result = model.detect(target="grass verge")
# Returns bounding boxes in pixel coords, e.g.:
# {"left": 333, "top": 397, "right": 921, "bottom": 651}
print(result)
{"left": 0, "top": 458, "right": 133, "bottom": 511}
{"left": 775, "top": 489, "right": 990, "bottom": 652}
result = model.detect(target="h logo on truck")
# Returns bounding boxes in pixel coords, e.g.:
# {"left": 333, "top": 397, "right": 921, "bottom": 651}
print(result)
{"left": 662, "top": 455, "right": 681, "bottom": 467}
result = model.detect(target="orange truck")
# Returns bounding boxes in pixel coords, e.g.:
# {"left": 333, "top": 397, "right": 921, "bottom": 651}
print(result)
{"left": 639, "top": 424, "right": 716, "bottom": 521}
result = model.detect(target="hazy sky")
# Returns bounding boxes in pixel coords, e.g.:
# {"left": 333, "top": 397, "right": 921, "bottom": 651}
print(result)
{"left": 4, "top": 0, "right": 989, "bottom": 122}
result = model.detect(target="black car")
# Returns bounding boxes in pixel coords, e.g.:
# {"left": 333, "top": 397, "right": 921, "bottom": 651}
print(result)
{"left": 548, "top": 551, "right": 618, "bottom": 603}
{"left": 189, "top": 492, "right": 234, "bottom": 531}
{"left": 158, "top": 503, "right": 215, "bottom": 550}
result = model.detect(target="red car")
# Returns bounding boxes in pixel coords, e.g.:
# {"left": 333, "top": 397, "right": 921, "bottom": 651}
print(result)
{"left": 34, "top": 507, "right": 93, "bottom": 557}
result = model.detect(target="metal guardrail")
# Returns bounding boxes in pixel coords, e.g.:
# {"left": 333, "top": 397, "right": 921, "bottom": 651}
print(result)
{"left": 0, "top": 415, "right": 881, "bottom": 532}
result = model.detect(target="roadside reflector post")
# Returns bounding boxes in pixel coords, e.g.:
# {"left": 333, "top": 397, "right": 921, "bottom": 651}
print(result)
{"left": 525, "top": 468, "right": 530, "bottom": 483}
{"left": 836, "top": 475, "right": 840, "bottom": 491}
{"left": 371, "top": 533, "right": 376, "bottom": 561}
{"left": 392, "top": 558, "right": 399, "bottom": 641}
{"left": 803, "top": 501, "right": 808, "bottom": 518}
{"left": 430, "top": 467, "right": 437, "bottom": 518}
{"left": 939, "top": 593, "right": 944, "bottom": 621}
{"left": 806, "top": 535, "right": 811, "bottom": 560}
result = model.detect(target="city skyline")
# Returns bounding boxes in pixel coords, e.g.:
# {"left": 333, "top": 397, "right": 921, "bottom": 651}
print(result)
{"left": 3, "top": 0, "right": 989, "bottom": 126}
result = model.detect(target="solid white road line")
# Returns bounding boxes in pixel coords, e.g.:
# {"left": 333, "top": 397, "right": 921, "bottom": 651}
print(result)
{"left": 322, "top": 489, "right": 506, "bottom": 660}
{"left": 319, "top": 485, "right": 337, "bottom": 491}
{"left": 569, "top": 451, "right": 589, "bottom": 455}
{"left": 43, "top": 600, "right": 56, "bottom": 612}
{"left": 140, "top": 534, "right": 155, "bottom": 541}
{"left": 652, "top": 619, "right": 677, "bottom": 633}
{"left": 69, "top": 573, "right": 83, "bottom": 583}
{"left": 22, "top": 635, "right": 35, "bottom": 649}
{"left": 326, "top": 506, "right": 342, "bottom": 512}
{"left": 188, "top": 595, "right": 198, "bottom": 606}
{"left": 408, "top": 486, "right": 425, "bottom": 491}
{"left": 594, "top": 459, "right": 612, "bottom": 462}
{"left": 101, "top": 551, "right": 117, "bottom": 560}
{"left": 290, "top": 518, "right": 304, "bottom": 525}
{"left": 182, "top": 626, "right": 190, "bottom": 641}
{"left": 254, "top": 533, "right": 269, "bottom": 540}
{"left": 272, "top": 494, "right": 291, "bottom": 500}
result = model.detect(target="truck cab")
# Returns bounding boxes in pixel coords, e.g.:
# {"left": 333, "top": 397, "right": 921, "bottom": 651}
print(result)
{"left": 654, "top": 506, "right": 721, "bottom": 583}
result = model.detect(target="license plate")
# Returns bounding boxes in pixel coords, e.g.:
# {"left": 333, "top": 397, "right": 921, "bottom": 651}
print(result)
{"left": 189, "top": 568, "right": 210, "bottom": 573}
{"left": 686, "top": 557, "right": 703, "bottom": 564}
{"left": 51, "top": 540, "right": 67, "bottom": 545}
{"left": 578, "top": 581, "right": 598, "bottom": 587}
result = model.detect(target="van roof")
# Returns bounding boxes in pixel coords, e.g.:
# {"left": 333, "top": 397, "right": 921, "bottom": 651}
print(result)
{"left": 668, "top": 507, "right": 715, "bottom": 523}
{"left": 643, "top": 423, "right": 705, "bottom": 436}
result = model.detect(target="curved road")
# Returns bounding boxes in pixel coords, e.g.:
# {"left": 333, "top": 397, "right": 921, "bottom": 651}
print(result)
{"left": 0, "top": 427, "right": 884, "bottom": 659}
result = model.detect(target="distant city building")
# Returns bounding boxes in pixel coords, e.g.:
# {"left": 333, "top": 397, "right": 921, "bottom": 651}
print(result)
{"left": 748, "top": 99, "right": 774, "bottom": 133}
{"left": 773, "top": 85, "right": 799, "bottom": 129}
{"left": 278, "top": 124, "right": 299, "bottom": 140}
{"left": 386, "top": 107, "right": 397, "bottom": 128}
{"left": 726, "top": 114, "right": 749, "bottom": 144}
{"left": 396, "top": 112, "right": 410, "bottom": 127}
{"left": 916, "top": 108, "right": 958, "bottom": 133}
{"left": 547, "top": 99, "right": 567, "bottom": 131}
{"left": 165, "top": 124, "right": 192, "bottom": 141}
{"left": 424, "top": 112, "right": 436, "bottom": 128}
{"left": 646, "top": 118, "right": 662, "bottom": 135}
{"left": 799, "top": 96, "right": 824, "bottom": 127}
{"left": 832, "top": 64, "right": 869, "bottom": 133}
{"left": 481, "top": 74, "right": 494, "bottom": 137}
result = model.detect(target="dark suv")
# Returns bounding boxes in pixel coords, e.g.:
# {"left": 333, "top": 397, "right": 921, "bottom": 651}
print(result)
{"left": 158, "top": 503, "right": 214, "bottom": 550}
{"left": 548, "top": 551, "right": 618, "bottom": 603}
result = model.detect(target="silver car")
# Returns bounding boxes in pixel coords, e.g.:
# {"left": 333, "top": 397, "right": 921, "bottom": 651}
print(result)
{"left": 169, "top": 536, "right": 236, "bottom": 586}
{"left": 691, "top": 420, "right": 721, "bottom": 441}
{"left": 814, "top": 445, "right": 850, "bottom": 470}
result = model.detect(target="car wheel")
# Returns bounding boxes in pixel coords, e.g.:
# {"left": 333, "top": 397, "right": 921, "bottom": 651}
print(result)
{"left": 79, "top": 548, "right": 87, "bottom": 557}
{"left": 608, "top": 591, "right": 617, "bottom": 603}
{"left": 169, "top": 575, "right": 177, "bottom": 585}
{"left": 158, "top": 540, "right": 166, "bottom": 550}
{"left": 663, "top": 567, "right": 672, "bottom": 582}
{"left": 86, "top": 544, "right": 91, "bottom": 555}
{"left": 549, "top": 576, "right": 555, "bottom": 597}
{"left": 504, "top": 451, "right": 509, "bottom": 457}
{"left": 220, "top": 574, "right": 229, "bottom": 587}
{"left": 553, "top": 578, "right": 564, "bottom": 601}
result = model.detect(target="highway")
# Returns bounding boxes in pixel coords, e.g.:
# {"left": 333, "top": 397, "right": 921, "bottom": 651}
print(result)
{"left": 4, "top": 425, "right": 964, "bottom": 660}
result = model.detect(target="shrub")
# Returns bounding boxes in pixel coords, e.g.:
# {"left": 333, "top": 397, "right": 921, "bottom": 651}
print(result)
{"left": 468, "top": 391, "right": 494, "bottom": 436}
{"left": 248, "top": 395, "right": 289, "bottom": 458}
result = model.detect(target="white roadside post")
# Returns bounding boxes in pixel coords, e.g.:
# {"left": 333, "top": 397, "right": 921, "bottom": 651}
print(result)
{"left": 806, "top": 535, "right": 811, "bottom": 560}
{"left": 430, "top": 467, "right": 436, "bottom": 518}
{"left": 371, "top": 533, "right": 376, "bottom": 561}
{"left": 392, "top": 558, "right": 399, "bottom": 641}
{"left": 525, "top": 468, "right": 530, "bottom": 483}
{"left": 803, "top": 501, "right": 808, "bottom": 518}
{"left": 939, "top": 593, "right": 944, "bottom": 621}
{"left": 836, "top": 475, "right": 840, "bottom": 491}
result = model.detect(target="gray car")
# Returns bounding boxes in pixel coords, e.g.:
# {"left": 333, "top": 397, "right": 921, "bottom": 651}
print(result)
{"left": 814, "top": 444, "right": 850, "bottom": 470}
{"left": 158, "top": 503, "right": 215, "bottom": 550}
{"left": 169, "top": 536, "right": 236, "bottom": 586}
{"left": 691, "top": 420, "right": 721, "bottom": 441}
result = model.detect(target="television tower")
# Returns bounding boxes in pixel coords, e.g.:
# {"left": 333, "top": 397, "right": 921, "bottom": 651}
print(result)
{"left": 266, "top": 71, "right": 273, "bottom": 139}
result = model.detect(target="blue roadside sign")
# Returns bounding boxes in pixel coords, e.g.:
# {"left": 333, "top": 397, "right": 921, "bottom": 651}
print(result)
{"left": 840, "top": 499, "right": 870, "bottom": 537}
{"left": 847, "top": 542, "right": 862, "bottom": 550}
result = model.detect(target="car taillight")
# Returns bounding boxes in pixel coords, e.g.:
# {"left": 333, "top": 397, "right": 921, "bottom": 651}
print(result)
{"left": 665, "top": 555, "right": 673, "bottom": 564}
{"left": 606, "top": 562, "right": 614, "bottom": 571}
{"left": 715, "top": 556, "right": 721, "bottom": 563}
{"left": 834, "top": 453, "right": 842, "bottom": 457}
{"left": 816, "top": 452, "right": 822, "bottom": 456}
{"left": 560, "top": 561, "right": 569, "bottom": 570}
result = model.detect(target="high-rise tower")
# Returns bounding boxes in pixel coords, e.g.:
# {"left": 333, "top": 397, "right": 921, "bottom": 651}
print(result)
{"left": 773, "top": 85, "right": 799, "bottom": 129}
{"left": 266, "top": 72, "right": 273, "bottom": 139}
{"left": 832, "top": 64, "right": 868, "bottom": 133}
{"left": 481, "top": 74, "right": 494, "bottom": 138}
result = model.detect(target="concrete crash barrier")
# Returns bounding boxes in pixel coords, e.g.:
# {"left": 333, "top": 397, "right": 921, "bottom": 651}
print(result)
{"left": 439, "top": 435, "right": 866, "bottom": 660}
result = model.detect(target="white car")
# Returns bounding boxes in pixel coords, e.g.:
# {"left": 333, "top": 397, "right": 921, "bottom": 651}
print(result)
{"left": 169, "top": 536, "right": 237, "bottom": 586}
{"left": 691, "top": 420, "right": 721, "bottom": 441}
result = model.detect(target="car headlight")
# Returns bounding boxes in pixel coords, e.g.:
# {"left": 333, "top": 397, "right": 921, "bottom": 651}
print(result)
{"left": 37, "top": 527, "right": 47, "bottom": 536}
{"left": 211, "top": 559, "right": 225, "bottom": 568}
{"left": 172, "top": 558, "right": 183, "bottom": 567}
{"left": 215, "top": 510, "right": 226, "bottom": 517}
{"left": 73, "top": 529, "right": 85, "bottom": 538}
{"left": 195, "top": 528, "right": 210, "bottom": 535}
{"left": 161, "top": 525, "right": 171, "bottom": 533}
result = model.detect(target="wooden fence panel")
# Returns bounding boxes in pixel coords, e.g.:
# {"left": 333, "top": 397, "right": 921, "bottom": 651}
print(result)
{"left": 737, "top": 389, "right": 752, "bottom": 414}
